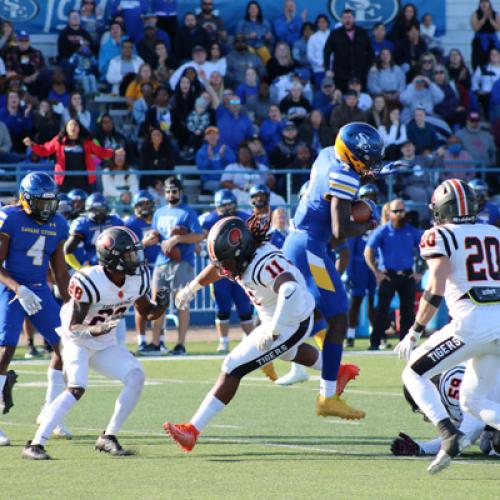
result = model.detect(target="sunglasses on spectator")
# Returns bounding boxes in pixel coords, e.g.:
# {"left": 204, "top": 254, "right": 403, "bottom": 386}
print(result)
{"left": 165, "top": 189, "right": 180, "bottom": 194}
{"left": 434, "top": 70, "right": 445, "bottom": 74}
{"left": 391, "top": 209, "right": 405, "bottom": 214}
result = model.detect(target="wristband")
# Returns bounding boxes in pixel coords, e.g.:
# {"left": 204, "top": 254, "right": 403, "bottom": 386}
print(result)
{"left": 423, "top": 290, "right": 443, "bottom": 308}
{"left": 412, "top": 322, "right": 426, "bottom": 334}
{"left": 187, "top": 279, "right": 202, "bottom": 294}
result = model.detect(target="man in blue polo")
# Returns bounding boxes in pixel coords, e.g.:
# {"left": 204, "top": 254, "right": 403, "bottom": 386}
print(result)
{"left": 364, "top": 198, "right": 422, "bottom": 350}
{"left": 215, "top": 94, "right": 253, "bottom": 152}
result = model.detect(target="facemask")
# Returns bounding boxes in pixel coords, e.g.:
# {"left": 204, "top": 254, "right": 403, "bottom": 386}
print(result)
{"left": 448, "top": 144, "right": 462, "bottom": 155}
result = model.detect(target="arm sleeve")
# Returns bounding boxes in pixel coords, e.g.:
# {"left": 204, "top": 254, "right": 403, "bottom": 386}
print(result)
{"left": 419, "top": 228, "right": 449, "bottom": 259}
{"left": 31, "top": 137, "right": 58, "bottom": 157}
{"left": 366, "top": 227, "right": 382, "bottom": 250}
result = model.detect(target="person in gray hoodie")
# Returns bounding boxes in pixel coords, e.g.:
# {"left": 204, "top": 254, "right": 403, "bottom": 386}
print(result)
{"left": 399, "top": 74, "right": 444, "bottom": 123}
{"left": 456, "top": 111, "right": 496, "bottom": 166}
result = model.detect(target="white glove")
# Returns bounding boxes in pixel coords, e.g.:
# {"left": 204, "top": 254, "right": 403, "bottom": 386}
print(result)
{"left": 175, "top": 280, "right": 201, "bottom": 310}
{"left": 256, "top": 330, "right": 279, "bottom": 351}
{"left": 394, "top": 329, "right": 421, "bottom": 360}
{"left": 15, "top": 285, "right": 42, "bottom": 316}
{"left": 71, "top": 318, "right": 121, "bottom": 337}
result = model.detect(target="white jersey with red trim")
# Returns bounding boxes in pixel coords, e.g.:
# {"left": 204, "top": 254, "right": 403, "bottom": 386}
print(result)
{"left": 419, "top": 222, "right": 500, "bottom": 323}
{"left": 238, "top": 242, "right": 315, "bottom": 325}
{"left": 58, "top": 265, "right": 151, "bottom": 350}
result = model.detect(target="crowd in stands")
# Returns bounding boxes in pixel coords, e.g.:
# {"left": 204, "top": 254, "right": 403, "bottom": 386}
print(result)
{"left": 0, "top": 0, "right": 499, "bottom": 222}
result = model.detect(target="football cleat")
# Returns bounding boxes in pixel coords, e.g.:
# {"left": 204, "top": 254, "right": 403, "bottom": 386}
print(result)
{"left": 391, "top": 432, "right": 423, "bottom": 456}
{"left": 0, "top": 428, "right": 10, "bottom": 446}
{"left": 344, "top": 338, "right": 355, "bottom": 348}
{"left": 137, "top": 343, "right": 163, "bottom": 357}
{"left": 170, "top": 344, "right": 187, "bottom": 356}
{"left": 316, "top": 394, "right": 366, "bottom": 420}
{"left": 428, "top": 432, "right": 469, "bottom": 474}
{"left": 22, "top": 441, "right": 51, "bottom": 460}
{"left": 336, "top": 363, "right": 360, "bottom": 396}
{"left": 24, "top": 345, "right": 42, "bottom": 359}
{"left": 95, "top": 433, "right": 134, "bottom": 456}
{"left": 260, "top": 363, "right": 278, "bottom": 381}
{"left": 2, "top": 370, "right": 18, "bottom": 414}
{"left": 53, "top": 423, "right": 73, "bottom": 440}
{"left": 163, "top": 422, "right": 199, "bottom": 453}
{"left": 275, "top": 363, "right": 309, "bottom": 386}
{"left": 216, "top": 342, "right": 229, "bottom": 354}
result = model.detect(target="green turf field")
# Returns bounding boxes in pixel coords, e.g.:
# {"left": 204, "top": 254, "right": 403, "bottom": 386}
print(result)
{"left": 1, "top": 347, "right": 499, "bottom": 500}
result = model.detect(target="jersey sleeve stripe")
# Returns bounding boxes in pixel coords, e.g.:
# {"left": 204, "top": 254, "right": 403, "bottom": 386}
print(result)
{"left": 435, "top": 228, "right": 451, "bottom": 257}
{"left": 442, "top": 227, "right": 458, "bottom": 250}
{"left": 329, "top": 172, "right": 359, "bottom": 186}
{"left": 329, "top": 181, "right": 357, "bottom": 194}
{"left": 78, "top": 272, "right": 101, "bottom": 303}
{"left": 73, "top": 275, "right": 93, "bottom": 304}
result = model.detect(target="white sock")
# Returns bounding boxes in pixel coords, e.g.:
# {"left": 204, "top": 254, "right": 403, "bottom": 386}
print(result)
{"left": 419, "top": 437, "right": 442, "bottom": 455}
{"left": 191, "top": 393, "right": 225, "bottom": 432}
{"left": 320, "top": 379, "right": 337, "bottom": 398}
{"left": 32, "top": 391, "right": 77, "bottom": 446}
{"left": 311, "top": 355, "right": 323, "bottom": 371}
{"left": 45, "top": 368, "right": 65, "bottom": 407}
{"left": 138, "top": 334, "right": 146, "bottom": 346}
{"left": 160, "top": 334, "right": 165, "bottom": 344}
{"left": 105, "top": 369, "right": 144, "bottom": 435}
{"left": 219, "top": 337, "right": 229, "bottom": 347}
{"left": 347, "top": 328, "right": 355, "bottom": 339}
{"left": 0, "top": 374, "right": 6, "bottom": 394}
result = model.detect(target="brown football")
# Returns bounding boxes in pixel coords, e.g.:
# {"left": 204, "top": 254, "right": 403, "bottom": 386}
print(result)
{"left": 165, "top": 226, "right": 189, "bottom": 262}
{"left": 351, "top": 200, "right": 372, "bottom": 223}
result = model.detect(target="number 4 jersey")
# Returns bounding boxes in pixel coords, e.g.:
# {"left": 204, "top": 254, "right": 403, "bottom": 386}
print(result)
{"left": 58, "top": 265, "right": 151, "bottom": 350}
{"left": 419, "top": 223, "right": 500, "bottom": 327}
{"left": 238, "top": 242, "right": 315, "bottom": 326}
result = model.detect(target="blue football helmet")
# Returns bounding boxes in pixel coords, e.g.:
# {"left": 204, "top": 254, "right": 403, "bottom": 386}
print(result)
{"left": 57, "top": 193, "right": 73, "bottom": 220}
{"left": 358, "top": 183, "right": 379, "bottom": 202}
{"left": 468, "top": 179, "right": 488, "bottom": 203}
{"left": 249, "top": 184, "right": 270, "bottom": 209}
{"left": 132, "top": 190, "right": 155, "bottom": 218}
{"left": 85, "top": 192, "right": 109, "bottom": 223}
{"left": 19, "top": 171, "right": 59, "bottom": 222}
{"left": 335, "top": 122, "right": 385, "bottom": 176}
{"left": 214, "top": 189, "right": 237, "bottom": 216}
{"left": 68, "top": 188, "right": 88, "bottom": 218}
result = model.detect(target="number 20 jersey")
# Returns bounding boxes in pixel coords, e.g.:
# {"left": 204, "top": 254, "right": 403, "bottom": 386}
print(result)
{"left": 238, "top": 242, "right": 315, "bottom": 325}
{"left": 419, "top": 223, "right": 500, "bottom": 324}
{"left": 58, "top": 265, "right": 151, "bottom": 350}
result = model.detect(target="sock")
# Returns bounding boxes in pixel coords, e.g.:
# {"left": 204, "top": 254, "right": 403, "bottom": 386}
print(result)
{"left": 219, "top": 337, "right": 229, "bottom": 347}
{"left": 160, "top": 334, "right": 165, "bottom": 345}
{"left": 138, "top": 334, "right": 146, "bottom": 346}
{"left": 321, "top": 341, "right": 342, "bottom": 381}
{"left": 32, "top": 391, "right": 77, "bottom": 446}
{"left": 0, "top": 374, "right": 6, "bottom": 402}
{"left": 418, "top": 437, "right": 441, "bottom": 455}
{"left": 105, "top": 369, "right": 144, "bottom": 435}
{"left": 45, "top": 368, "right": 65, "bottom": 407}
{"left": 320, "top": 379, "right": 337, "bottom": 398}
{"left": 191, "top": 393, "right": 225, "bottom": 432}
{"left": 347, "top": 327, "right": 356, "bottom": 340}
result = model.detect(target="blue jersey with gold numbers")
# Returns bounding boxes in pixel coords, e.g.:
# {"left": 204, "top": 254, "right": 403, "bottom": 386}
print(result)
{"left": 0, "top": 205, "right": 68, "bottom": 284}
{"left": 293, "top": 146, "right": 360, "bottom": 242}
{"left": 70, "top": 214, "right": 124, "bottom": 265}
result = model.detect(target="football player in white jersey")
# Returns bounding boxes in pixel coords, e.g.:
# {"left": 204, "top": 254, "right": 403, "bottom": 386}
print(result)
{"left": 22, "top": 227, "right": 169, "bottom": 460}
{"left": 394, "top": 178, "right": 500, "bottom": 474}
{"left": 163, "top": 214, "right": 325, "bottom": 452}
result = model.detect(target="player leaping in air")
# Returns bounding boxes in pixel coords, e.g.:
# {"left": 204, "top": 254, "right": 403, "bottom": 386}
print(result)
{"left": 164, "top": 214, "right": 344, "bottom": 452}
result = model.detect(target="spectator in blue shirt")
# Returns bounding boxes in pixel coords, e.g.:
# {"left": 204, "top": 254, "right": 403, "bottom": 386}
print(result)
{"left": 0, "top": 90, "right": 32, "bottom": 153}
{"left": 195, "top": 126, "right": 236, "bottom": 193}
{"left": 364, "top": 199, "right": 423, "bottom": 350}
{"left": 259, "top": 104, "right": 286, "bottom": 153}
{"left": 214, "top": 94, "right": 253, "bottom": 152}
{"left": 98, "top": 19, "right": 126, "bottom": 78}
{"left": 109, "top": 0, "right": 148, "bottom": 42}
{"left": 273, "top": 0, "right": 305, "bottom": 48}
{"left": 406, "top": 107, "right": 439, "bottom": 154}
{"left": 370, "top": 22, "right": 395, "bottom": 57}
{"left": 146, "top": 177, "right": 204, "bottom": 356}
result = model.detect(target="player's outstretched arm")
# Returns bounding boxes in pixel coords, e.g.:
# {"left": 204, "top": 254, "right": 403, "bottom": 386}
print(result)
{"left": 175, "top": 263, "right": 220, "bottom": 310}
{"left": 330, "top": 197, "right": 375, "bottom": 240}
{"left": 50, "top": 241, "right": 71, "bottom": 302}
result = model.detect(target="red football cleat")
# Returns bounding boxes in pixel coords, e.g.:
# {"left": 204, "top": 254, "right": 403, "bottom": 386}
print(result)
{"left": 336, "top": 363, "right": 360, "bottom": 395}
{"left": 163, "top": 422, "right": 200, "bottom": 453}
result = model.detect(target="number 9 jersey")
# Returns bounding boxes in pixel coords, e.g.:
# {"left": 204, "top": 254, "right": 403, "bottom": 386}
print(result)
{"left": 58, "top": 265, "right": 151, "bottom": 350}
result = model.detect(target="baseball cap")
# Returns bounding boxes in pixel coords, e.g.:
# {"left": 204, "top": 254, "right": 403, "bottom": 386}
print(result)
{"left": 192, "top": 45, "right": 206, "bottom": 53}
{"left": 144, "top": 21, "right": 156, "bottom": 29}
{"left": 205, "top": 126, "right": 219, "bottom": 136}
{"left": 467, "top": 111, "right": 480, "bottom": 122}
{"left": 17, "top": 31, "right": 29, "bottom": 40}
{"left": 294, "top": 68, "right": 310, "bottom": 81}
{"left": 284, "top": 120, "right": 296, "bottom": 129}
{"left": 322, "top": 77, "right": 334, "bottom": 87}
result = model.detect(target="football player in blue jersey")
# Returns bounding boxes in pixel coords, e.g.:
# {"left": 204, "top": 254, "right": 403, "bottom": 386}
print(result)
{"left": 67, "top": 189, "right": 88, "bottom": 220}
{"left": 125, "top": 190, "right": 163, "bottom": 354}
{"left": 283, "top": 122, "right": 384, "bottom": 419}
{"left": 201, "top": 189, "right": 254, "bottom": 354}
{"left": 468, "top": 179, "right": 500, "bottom": 227}
{"left": 0, "top": 172, "right": 71, "bottom": 446}
{"left": 345, "top": 183, "right": 379, "bottom": 348}
{"left": 64, "top": 193, "right": 124, "bottom": 270}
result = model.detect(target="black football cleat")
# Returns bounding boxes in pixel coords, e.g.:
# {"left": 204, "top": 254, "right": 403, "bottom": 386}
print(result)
{"left": 22, "top": 441, "right": 51, "bottom": 460}
{"left": 2, "top": 370, "right": 18, "bottom": 415}
{"left": 95, "top": 433, "right": 133, "bottom": 456}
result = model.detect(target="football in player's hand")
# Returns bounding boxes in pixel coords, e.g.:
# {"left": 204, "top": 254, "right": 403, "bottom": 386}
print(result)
{"left": 351, "top": 200, "right": 372, "bottom": 223}
{"left": 164, "top": 226, "right": 189, "bottom": 262}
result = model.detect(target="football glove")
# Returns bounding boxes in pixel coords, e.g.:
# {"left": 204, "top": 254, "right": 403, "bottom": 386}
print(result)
{"left": 15, "top": 285, "right": 42, "bottom": 316}
{"left": 394, "top": 328, "right": 421, "bottom": 360}
{"left": 377, "top": 160, "right": 410, "bottom": 177}
{"left": 390, "top": 432, "right": 423, "bottom": 456}
{"left": 175, "top": 280, "right": 201, "bottom": 310}
{"left": 155, "top": 288, "right": 170, "bottom": 308}
{"left": 256, "top": 330, "right": 279, "bottom": 351}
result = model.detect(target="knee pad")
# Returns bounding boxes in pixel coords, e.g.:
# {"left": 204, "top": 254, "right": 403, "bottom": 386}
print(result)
{"left": 216, "top": 312, "right": 230, "bottom": 323}
{"left": 239, "top": 312, "right": 253, "bottom": 323}
{"left": 125, "top": 367, "right": 145, "bottom": 393}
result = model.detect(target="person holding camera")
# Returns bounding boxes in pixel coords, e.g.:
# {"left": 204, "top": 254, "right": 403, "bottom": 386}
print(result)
{"left": 400, "top": 74, "right": 444, "bottom": 123}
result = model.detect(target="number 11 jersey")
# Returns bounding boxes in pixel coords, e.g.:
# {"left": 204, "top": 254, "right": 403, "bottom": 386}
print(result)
{"left": 58, "top": 265, "right": 151, "bottom": 350}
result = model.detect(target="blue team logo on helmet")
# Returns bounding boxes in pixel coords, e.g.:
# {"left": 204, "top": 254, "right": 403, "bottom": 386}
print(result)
{"left": 335, "top": 122, "right": 385, "bottom": 176}
{"left": 19, "top": 171, "right": 59, "bottom": 222}
{"left": 85, "top": 192, "right": 109, "bottom": 222}
{"left": 329, "top": 0, "right": 398, "bottom": 28}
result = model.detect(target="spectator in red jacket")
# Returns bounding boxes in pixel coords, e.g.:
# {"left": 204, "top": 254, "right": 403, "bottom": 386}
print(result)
{"left": 23, "top": 119, "right": 122, "bottom": 192}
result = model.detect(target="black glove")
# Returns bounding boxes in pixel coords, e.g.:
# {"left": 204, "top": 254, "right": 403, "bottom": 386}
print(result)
{"left": 390, "top": 432, "right": 422, "bottom": 456}
{"left": 155, "top": 288, "right": 170, "bottom": 308}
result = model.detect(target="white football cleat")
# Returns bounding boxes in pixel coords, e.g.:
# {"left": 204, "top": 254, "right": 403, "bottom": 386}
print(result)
{"left": 428, "top": 433, "right": 469, "bottom": 474}
{"left": 53, "top": 423, "right": 73, "bottom": 440}
{"left": 275, "top": 363, "right": 309, "bottom": 386}
{"left": 0, "top": 428, "right": 10, "bottom": 446}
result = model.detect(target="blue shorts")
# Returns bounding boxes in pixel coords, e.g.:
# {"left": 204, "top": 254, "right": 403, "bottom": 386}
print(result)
{"left": 348, "top": 261, "right": 377, "bottom": 298}
{"left": 283, "top": 231, "right": 348, "bottom": 319}
{"left": 212, "top": 279, "right": 253, "bottom": 319}
{"left": 0, "top": 284, "right": 61, "bottom": 347}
